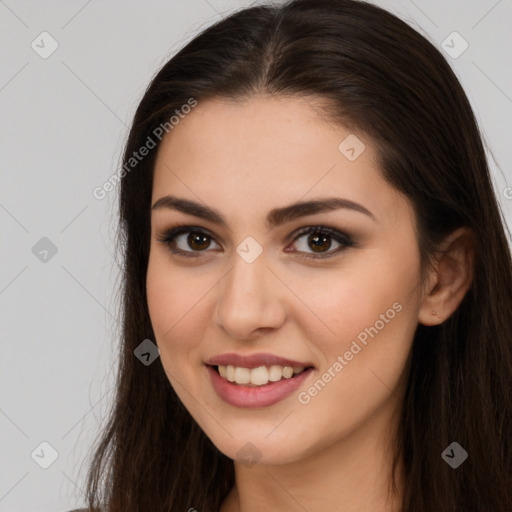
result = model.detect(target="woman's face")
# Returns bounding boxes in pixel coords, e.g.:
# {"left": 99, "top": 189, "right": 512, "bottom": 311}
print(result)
{"left": 147, "top": 95, "right": 424, "bottom": 465}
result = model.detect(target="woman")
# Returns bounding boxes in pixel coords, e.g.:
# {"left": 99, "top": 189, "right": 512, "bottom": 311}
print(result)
{"left": 76, "top": 0, "right": 512, "bottom": 510}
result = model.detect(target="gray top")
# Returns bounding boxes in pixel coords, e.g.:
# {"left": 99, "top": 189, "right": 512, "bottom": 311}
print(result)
{"left": 68, "top": 506, "right": 108, "bottom": 511}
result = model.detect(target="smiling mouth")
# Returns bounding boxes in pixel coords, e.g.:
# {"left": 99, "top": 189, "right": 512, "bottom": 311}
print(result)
{"left": 210, "top": 364, "right": 312, "bottom": 387}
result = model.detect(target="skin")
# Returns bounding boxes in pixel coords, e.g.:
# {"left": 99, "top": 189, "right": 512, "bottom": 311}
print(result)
{"left": 146, "top": 95, "right": 473, "bottom": 512}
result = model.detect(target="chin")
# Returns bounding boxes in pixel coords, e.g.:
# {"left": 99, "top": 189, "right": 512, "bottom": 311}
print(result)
{"left": 202, "top": 422, "right": 316, "bottom": 467}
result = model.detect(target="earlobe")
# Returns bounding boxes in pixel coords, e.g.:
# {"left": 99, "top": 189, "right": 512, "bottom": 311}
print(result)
{"left": 418, "top": 227, "right": 474, "bottom": 326}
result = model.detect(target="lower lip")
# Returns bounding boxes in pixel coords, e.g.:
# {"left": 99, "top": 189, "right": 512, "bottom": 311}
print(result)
{"left": 206, "top": 365, "right": 314, "bottom": 408}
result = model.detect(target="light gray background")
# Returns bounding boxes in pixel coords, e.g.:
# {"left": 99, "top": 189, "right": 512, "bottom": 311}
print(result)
{"left": 1, "top": 1, "right": 511, "bottom": 510}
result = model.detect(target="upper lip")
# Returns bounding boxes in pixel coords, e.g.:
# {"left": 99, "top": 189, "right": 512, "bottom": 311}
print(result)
{"left": 205, "top": 352, "right": 314, "bottom": 369}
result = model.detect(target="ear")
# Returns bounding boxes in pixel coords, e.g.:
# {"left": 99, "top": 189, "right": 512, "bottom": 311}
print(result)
{"left": 418, "top": 227, "right": 474, "bottom": 326}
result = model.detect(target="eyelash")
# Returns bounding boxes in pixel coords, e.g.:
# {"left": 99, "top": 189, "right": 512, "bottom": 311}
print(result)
{"left": 156, "top": 224, "right": 355, "bottom": 260}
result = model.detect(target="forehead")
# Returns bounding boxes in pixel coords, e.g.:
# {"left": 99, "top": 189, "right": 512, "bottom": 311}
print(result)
{"left": 151, "top": 95, "right": 408, "bottom": 225}
{"left": 154, "top": 94, "right": 369, "bottom": 176}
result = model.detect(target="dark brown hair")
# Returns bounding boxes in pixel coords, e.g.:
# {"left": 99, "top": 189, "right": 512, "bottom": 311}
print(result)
{"left": 80, "top": 0, "right": 512, "bottom": 510}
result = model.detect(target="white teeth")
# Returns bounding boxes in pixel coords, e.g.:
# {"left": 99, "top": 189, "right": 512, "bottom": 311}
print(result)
{"left": 250, "top": 366, "right": 269, "bottom": 385}
{"left": 226, "top": 365, "right": 235, "bottom": 382}
{"left": 217, "top": 364, "right": 307, "bottom": 386}
{"left": 218, "top": 365, "right": 228, "bottom": 379}
{"left": 234, "top": 366, "right": 251, "bottom": 384}
{"left": 283, "top": 366, "right": 294, "bottom": 378}
{"left": 268, "top": 365, "right": 283, "bottom": 382}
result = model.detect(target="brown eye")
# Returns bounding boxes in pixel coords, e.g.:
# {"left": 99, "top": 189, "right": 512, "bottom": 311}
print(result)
{"left": 307, "top": 232, "right": 333, "bottom": 253}
{"left": 287, "top": 226, "right": 354, "bottom": 259}
{"left": 186, "top": 232, "right": 212, "bottom": 251}
{"left": 157, "top": 224, "right": 354, "bottom": 260}
{"left": 157, "top": 226, "right": 221, "bottom": 257}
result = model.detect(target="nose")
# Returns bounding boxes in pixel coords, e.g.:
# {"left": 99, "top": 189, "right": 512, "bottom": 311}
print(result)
{"left": 214, "top": 252, "right": 286, "bottom": 340}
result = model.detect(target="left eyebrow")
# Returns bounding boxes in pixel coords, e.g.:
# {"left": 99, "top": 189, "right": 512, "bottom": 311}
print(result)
{"left": 151, "top": 195, "right": 376, "bottom": 230}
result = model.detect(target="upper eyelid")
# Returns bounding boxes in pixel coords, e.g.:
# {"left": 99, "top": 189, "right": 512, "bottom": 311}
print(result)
{"left": 158, "top": 224, "right": 348, "bottom": 240}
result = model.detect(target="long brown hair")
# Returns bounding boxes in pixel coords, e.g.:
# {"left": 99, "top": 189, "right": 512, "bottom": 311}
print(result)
{"left": 81, "top": 1, "right": 512, "bottom": 510}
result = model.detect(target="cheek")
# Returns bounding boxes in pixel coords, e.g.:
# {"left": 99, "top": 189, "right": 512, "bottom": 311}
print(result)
{"left": 293, "top": 255, "right": 419, "bottom": 347}
{"left": 147, "top": 248, "right": 204, "bottom": 329}
{"left": 146, "top": 250, "right": 206, "bottom": 370}
{"left": 285, "top": 255, "right": 419, "bottom": 444}
{"left": 289, "top": 236, "right": 421, "bottom": 404}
